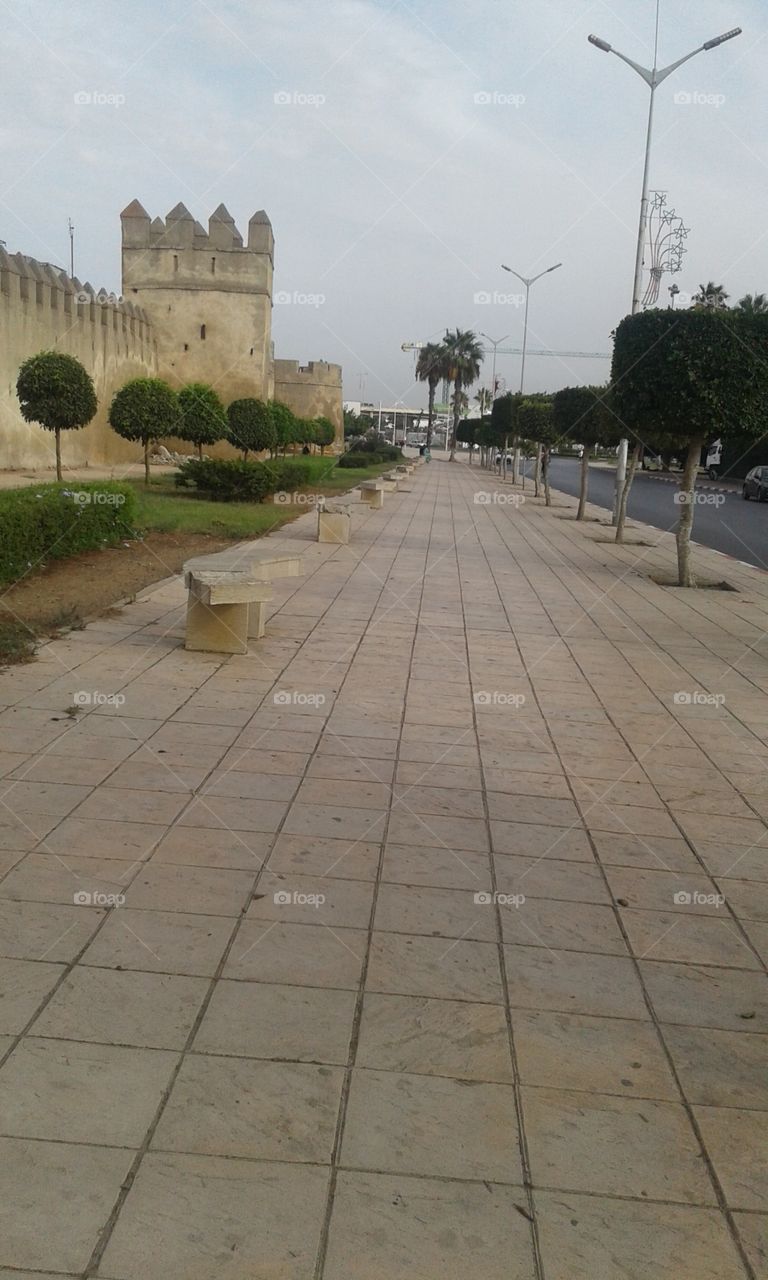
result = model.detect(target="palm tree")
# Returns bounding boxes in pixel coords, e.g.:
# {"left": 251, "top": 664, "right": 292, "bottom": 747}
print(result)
{"left": 736, "top": 293, "right": 768, "bottom": 315}
{"left": 475, "top": 387, "right": 492, "bottom": 418}
{"left": 415, "top": 342, "right": 447, "bottom": 449}
{"left": 693, "top": 281, "right": 729, "bottom": 309}
{"left": 442, "top": 329, "right": 484, "bottom": 461}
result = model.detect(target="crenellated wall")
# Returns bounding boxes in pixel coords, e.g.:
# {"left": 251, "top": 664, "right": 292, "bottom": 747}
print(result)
{"left": 274, "top": 360, "right": 344, "bottom": 447}
{"left": 0, "top": 250, "right": 157, "bottom": 469}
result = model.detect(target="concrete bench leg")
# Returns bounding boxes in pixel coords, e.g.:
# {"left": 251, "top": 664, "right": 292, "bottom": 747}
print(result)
{"left": 318, "top": 511, "right": 351, "bottom": 543}
{"left": 361, "top": 489, "right": 384, "bottom": 510}
{"left": 185, "top": 596, "right": 249, "bottom": 655}
{"left": 248, "top": 599, "right": 268, "bottom": 640}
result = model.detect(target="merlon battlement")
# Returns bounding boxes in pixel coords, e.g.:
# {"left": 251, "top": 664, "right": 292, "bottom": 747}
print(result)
{"left": 0, "top": 248, "right": 152, "bottom": 339}
{"left": 120, "top": 200, "right": 273, "bottom": 255}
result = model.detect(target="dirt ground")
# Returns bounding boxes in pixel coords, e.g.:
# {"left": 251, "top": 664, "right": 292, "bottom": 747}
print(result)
{"left": 0, "top": 531, "right": 238, "bottom": 656}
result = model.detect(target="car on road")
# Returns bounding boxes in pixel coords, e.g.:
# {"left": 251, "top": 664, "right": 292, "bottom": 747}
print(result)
{"left": 742, "top": 467, "right": 768, "bottom": 501}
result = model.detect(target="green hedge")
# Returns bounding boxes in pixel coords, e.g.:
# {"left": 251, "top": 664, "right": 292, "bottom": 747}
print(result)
{"left": 175, "top": 455, "right": 329, "bottom": 501}
{"left": 0, "top": 482, "right": 136, "bottom": 587}
{"left": 337, "top": 450, "right": 401, "bottom": 469}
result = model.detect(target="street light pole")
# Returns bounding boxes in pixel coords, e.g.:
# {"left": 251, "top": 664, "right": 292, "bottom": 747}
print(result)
{"left": 588, "top": 13, "right": 741, "bottom": 523}
{"left": 501, "top": 262, "right": 562, "bottom": 482}
{"left": 480, "top": 332, "right": 510, "bottom": 404}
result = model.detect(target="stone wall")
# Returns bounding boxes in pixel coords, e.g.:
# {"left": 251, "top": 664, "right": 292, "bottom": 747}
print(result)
{"left": 273, "top": 359, "right": 344, "bottom": 448}
{"left": 0, "top": 251, "right": 157, "bottom": 470}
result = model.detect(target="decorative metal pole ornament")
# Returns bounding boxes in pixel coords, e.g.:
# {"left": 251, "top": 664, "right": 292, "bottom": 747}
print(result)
{"left": 641, "top": 191, "right": 689, "bottom": 308}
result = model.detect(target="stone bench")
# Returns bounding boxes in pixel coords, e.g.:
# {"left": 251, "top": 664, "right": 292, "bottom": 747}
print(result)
{"left": 183, "top": 545, "right": 303, "bottom": 654}
{"left": 359, "top": 480, "right": 385, "bottom": 509}
{"left": 317, "top": 502, "right": 351, "bottom": 544}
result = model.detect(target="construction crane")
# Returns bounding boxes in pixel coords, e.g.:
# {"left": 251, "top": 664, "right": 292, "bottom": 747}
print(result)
{"left": 401, "top": 342, "right": 610, "bottom": 359}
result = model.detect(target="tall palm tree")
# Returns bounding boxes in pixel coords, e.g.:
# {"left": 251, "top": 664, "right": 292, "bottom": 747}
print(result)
{"left": 693, "top": 281, "right": 730, "bottom": 309}
{"left": 415, "top": 342, "right": 447, "bottom": 449}
{"left": 442, "top": 329, "right": 484, "bottom": 461}
{"left": 736, "top": 293, "right": 768, "bottom": 315}
{"left": 475, "top": 387, "right": 492, "bottom": 418}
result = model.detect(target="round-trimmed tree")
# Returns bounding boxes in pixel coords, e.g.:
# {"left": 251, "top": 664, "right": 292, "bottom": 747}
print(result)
{"left": 612, "top": 308, "right": 768, "bottom": 584}
{"left": 177, "top": 383, "right": 228, "bottom": 459}
{"left": 552, "top": 385, "right": 610, "bottom": 520}
{"left": 314, "top": 416, "right": 336, "bottom": 455}
{"left": 226, "top": 398, "right": 276, "bottom": 460}
{"left": 16, "top": 351, "right": 98, "bottom": 481}
{"left": 518, "top": 397, "right": 555, "bottom": 503}
{"left": 108, "top": 378, "right": 180, "bottom": 485}
{"left": 270, "top": 401, "right": 297, "bottom": 455}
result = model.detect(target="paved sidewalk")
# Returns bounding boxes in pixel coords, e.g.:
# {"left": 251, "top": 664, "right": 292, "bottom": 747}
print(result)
{"left": 0, "top": 459, "right": 766, "bottom": 1279}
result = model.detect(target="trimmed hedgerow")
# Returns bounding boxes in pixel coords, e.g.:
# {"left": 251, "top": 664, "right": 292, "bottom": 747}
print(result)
{"left": 0, "top": 482, "right": 136, "bottom": 587}
{"left": 175, "top": 457, "right": 274, "bottom": 502}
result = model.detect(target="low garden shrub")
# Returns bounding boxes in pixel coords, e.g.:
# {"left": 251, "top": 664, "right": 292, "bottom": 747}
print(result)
{"left": 0, "top": 482, "right": 136, "bottom": 587}
{"left": 175, "top": 457, "right": 274, "bottom": 502}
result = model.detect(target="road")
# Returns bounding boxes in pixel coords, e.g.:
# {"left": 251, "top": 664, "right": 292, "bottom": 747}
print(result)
{"left": 541, "top": 458, "right": 768, "bottom": 572}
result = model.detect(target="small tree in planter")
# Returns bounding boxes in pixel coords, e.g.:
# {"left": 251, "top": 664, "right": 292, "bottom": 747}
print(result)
{"left": 490, "top": 392, "right": 523, "bottom": 479}
{"left": 456, "top": 418, "right": 477, "bottom": 462}
{"left": 518, "top": 397, "right": 555, "bottom": 503}
{"left": 227, "top": 397, "right": 276, "bottom": 460}
{"left": 314, "top": 416, "right": 336, "bottom": 455}
{"left": 177, "top": 383, "right": 228, "bottom": 459}
{"left": 108, "top": 378, "right": 180, "bottom": 485}
{"left": 270, "top": 401, "right": 297, "bottom": 455}
{"left": 552, "top": 385, "right": 610, "bottom": 520}
{"left": 16, "top": 351, "right": 98, "bottom": 481}
{"left": 612, "top": 308, "right": 768, "bottom": 585}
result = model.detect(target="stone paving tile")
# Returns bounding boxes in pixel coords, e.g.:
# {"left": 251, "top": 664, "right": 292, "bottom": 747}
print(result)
{"left": 695, "top": 1106, "right": 768, "bottom": 1211}
{"left": 663, "top": 1025, "right": 768, "bottom": 1108}
{"left": 0, "top": 898, "right": 104, "bottom": 961}
{"left": 522, "top": 1086, "right": 716, "bottom": 1203}
{"left": 98, "top": 1153, "right": 329, "bottom": 1280}
{"left": 366, "top": 931, "right": 503, "bottom": 1002}
{"left": 81, "top": 908, "right": 234, "bottom": 976}
{"left": 513, "top": 1009, "right": 678, "bottom": 1099}
{"left": 193, "top": 979, "right": 357, "bottom": 1063}
{"left": 534, "top": 1191, "right": 748, "bottom": 1280}
{"left": 324, "top": 1171, "right": 537, "bottom": 1280}
{"left": 0, "top": 1136, "right": 134, "bottom": 1273}
{"left": 0, "top": 958, "right": 64, "bottom": 1034}
{"left": 733, "top": 1213, "right": 768, "bottom": 1279}
{"left": 356, "top": 993, "right": 513, "bottom": 1081}
{"left": 224, "top": 921, "right": 367, "bottom": 988}
{"left": 639, "top": 959, "right": 768, "bottom": 1031}
{"left": 33, "top": 966, "right": 209, "bottom": 1049}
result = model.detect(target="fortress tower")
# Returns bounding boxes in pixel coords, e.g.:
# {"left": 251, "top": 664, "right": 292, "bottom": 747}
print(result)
{"left": 120, "top": 200, "right": 275, "bottom": 404}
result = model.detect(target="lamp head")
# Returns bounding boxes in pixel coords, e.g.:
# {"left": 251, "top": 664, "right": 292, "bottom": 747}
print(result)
{"left": 703, "top": 27, "right": 742, "bottom": 49}
{"left": 588, "top": 34, "right": 612, "bottom": 52}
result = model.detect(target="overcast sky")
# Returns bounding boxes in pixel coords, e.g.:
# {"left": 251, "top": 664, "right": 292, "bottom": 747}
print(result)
{"left": 2, "top": 0, "right": 764, "bottom": 410}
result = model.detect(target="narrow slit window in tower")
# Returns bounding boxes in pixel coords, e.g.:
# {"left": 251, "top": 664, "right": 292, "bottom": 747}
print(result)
{"left": 200, "top": 324, "right": 206, "bottom": 340}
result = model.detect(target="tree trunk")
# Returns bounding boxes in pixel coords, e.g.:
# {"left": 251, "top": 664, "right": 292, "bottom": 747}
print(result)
{"left": 543, "top": 446, "right": 552, "bottom": 506}
{"left": 448, "top": 378, "right": 460, "bottom": 460}
{"left": 576, "top": 444, "right": 590, "bottom": 520}
{"left": 676, "top": 437, "right": 704, "bottom": 587}
{"left": 144, "top": 439, "right": 151, "bottom": 487}
{"left": 502, "top": 434, "right": 509, "bottom": 481}
{"left": 55, "top": 428, "right": 62, "bottom": 482}
{"left": 426, "top": 383, "right": 435, "bottom": 449}
{"left": 533, "top": 444, "right": 542, "bottom": 498}
{"left": 615, "top": 442, "right": 641, "bottom": 544}
{"left": 197, "top": 442, "right": 203, "bottom": 461}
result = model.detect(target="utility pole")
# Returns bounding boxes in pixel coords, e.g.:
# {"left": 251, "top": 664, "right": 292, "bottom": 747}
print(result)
{"left": 67, "top": 218, "right": 75, "bottom": 278}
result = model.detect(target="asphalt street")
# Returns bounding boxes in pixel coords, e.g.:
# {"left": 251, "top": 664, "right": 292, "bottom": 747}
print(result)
{"left": 541, "top": 458, "right": 768, "bottom": 573}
